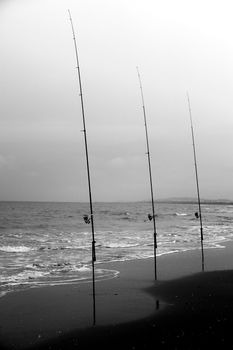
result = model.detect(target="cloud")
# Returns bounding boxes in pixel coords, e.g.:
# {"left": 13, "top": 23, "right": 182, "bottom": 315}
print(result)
{"left": 1, "top": 0, "right": 233, "bottom": 201}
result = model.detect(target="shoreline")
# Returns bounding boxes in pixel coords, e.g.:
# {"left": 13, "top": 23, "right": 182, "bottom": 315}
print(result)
{"left": 1, "top": 241, "right": 233, "bottom": 349}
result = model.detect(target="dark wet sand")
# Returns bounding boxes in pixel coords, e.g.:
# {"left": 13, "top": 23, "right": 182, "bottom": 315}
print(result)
{"left": 1, "top": 241, "right": 233, "bottom": 349}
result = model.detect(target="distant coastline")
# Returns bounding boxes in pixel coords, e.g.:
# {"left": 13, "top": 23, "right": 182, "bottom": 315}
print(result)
{"left": 1, "top": 198, "right": 233, "bottom": 205}
{"left": 154, "top": 198, "right": 233, "bottom": 205}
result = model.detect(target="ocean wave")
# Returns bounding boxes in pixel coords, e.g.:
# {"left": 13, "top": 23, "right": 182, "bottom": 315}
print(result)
{"left": 0, "top": 267, "right": 119, "bottom": 297}
{"left": 216, "top": 208, "right": 233, "bottom": 213}
{"left": 111, "top": 211, "right": 131, "bottom": 217}
{"left": 0, "top": 270, "right": 49, "bottom": 283}
{"left": 120, "top": 216, "right": 133, "bottom": 221}
{"left": 38, "top": 244, "right": 90, "bottom": 251}
{"left": 38, "top": 246, "right": 67, "bottom": 251}
{"left": 104, "top": 242, "right": 140, "bottom": 249}
{"left": 25, "top": 262, "right": 117, "bottom": 277}
{"left": 0, "top": 246, "right": 33, "bottom": 253}
{"left": 30, "top": 262, "right": 73, "bottom": 270}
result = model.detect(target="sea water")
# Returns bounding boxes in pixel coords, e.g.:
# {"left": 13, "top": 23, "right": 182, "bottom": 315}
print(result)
{"left": 0, "top": 201, "right": 233, "bottom": 297}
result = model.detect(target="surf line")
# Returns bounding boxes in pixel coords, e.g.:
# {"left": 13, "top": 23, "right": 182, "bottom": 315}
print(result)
{"left": 187, "top": 92, "right": 205, "bottom": 272}
{"left": 136, "top": 67, "right": 158, "bottom": 280}
{"left": 68, "top": 10, "right": 97, "bottom": 325}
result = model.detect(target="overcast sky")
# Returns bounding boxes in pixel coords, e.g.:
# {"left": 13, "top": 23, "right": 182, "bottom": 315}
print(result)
{"left": 1, "top": 0, "right": 233, "bottom": 202}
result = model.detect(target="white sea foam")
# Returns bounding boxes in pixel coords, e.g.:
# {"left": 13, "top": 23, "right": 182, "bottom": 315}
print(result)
{"left": 0, "top": 246, "right": 33, "bottom": 253}
{"left": 75, "top": 265, "right": 91, "bottom": 272}
{"left": 0, "top": 270, "right": 48, "bottom": 283}
{"left": 0, "top": 267, "right": 119, "bottom": 297}
{"left": 104, "top": 242, "right": 139, "bottom": 248}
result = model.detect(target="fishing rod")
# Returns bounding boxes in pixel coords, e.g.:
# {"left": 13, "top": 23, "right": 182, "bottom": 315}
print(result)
{"left": 68, "top": 9, "right": 96, "bottom": 325}
{"left": 136, "top": 67, "right": 158, "bottom": 280}
{"left": 187, "top": 92, "right": 204, "bottom": 272}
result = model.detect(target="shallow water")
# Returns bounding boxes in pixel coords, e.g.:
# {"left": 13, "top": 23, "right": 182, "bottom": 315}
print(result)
{"left": 0, "top": 201, "right": 233, "bottom": 296}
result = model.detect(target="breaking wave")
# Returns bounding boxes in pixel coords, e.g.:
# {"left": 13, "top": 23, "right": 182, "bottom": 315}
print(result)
{"left": 0, "top": 246, "right": 33, "bottom": 253}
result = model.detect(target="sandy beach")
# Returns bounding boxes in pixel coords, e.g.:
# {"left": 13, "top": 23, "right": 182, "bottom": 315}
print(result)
{"left": 1, "top": 241, "right": 233, "bottom": 349}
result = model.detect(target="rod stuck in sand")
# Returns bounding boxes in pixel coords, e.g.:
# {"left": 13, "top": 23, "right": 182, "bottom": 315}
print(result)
{"left": 136, "top": 67, "right": 158, "bottom": 280}
{"left": 187, "top": 92, "right": 205, "bottom": 272}
{"left": 68, "top": 9, "right": 97, "bottom": 325}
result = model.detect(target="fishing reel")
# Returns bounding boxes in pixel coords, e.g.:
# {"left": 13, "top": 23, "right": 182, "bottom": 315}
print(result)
{"left": 83, "top": 214, "right": 91, "bottom": 224}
